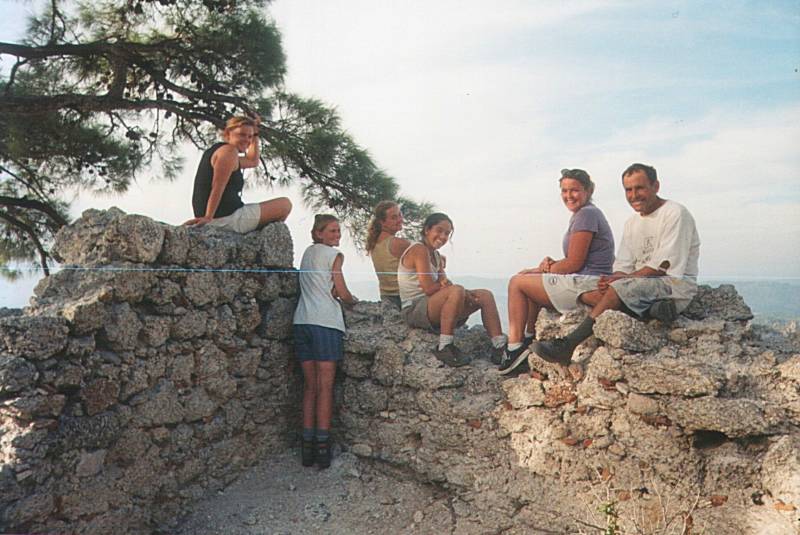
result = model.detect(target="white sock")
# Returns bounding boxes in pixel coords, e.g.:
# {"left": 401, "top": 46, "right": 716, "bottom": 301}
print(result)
{"left": 524, "top": 328, "right": 535, "bottom": 339}
{"left": 507, "top": 342, "right": 523, "bottom": 351}
{"left": 491, "top": 334, "right": 508, "bottom": 349}
{"left": 438, "top": 335, "right": 454, "bottom": 351}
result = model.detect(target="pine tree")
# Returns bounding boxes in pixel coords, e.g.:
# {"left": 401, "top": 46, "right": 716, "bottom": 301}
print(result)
{"left": 0, "top": 0, "right": 427, "bottom": 274}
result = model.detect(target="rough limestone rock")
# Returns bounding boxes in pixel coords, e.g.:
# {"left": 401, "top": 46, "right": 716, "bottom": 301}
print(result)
{"left": 337, "top": 288, "right": 799, "bottom": 534}
{"left": 762, "top": 435, "right": 800, "bottom": 505}
{"left": 2, "top": 208, "right": 798, "bottom": 535}
{"left": 1, "top": 209, "right": 299, "bottom": 534}
{"left": 593, "top": 310, "right": 663, "bottom": 352}
{"left": 683, "top": 283, "right": 754, "bottom": 321}
{"left": 53, "top": 207, "right": 165, "bottom": 265}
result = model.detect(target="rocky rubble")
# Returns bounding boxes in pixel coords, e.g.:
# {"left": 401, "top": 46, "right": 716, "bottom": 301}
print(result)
{"left": 339, "top": 291, "right": 800, "bottom": 534}
{"left": 2, "top": 207, "right": 799, "bottom": 535}
{"left": 0, "top": 208, "right": 301, "bottom": 534}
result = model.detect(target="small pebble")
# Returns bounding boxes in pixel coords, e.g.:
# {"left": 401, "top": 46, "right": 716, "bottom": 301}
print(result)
{"left": 413, "top": 510, "right": 424, "bottom": 523}
{"left": 288, "top": 484, "right": 297, "bottom": 491}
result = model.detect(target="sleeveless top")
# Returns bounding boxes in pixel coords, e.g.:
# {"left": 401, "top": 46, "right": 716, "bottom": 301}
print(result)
{"left": 397, "top": 242, "right": 442, "bottom": 309}
{"left": 370, "top": 236, "right": 402, "bottom": 297}
{"left": 293, "top": 243, "right": 345, "bottom": 332}
{"left": 192, "top": 142, "right": 245, "bottom": 218}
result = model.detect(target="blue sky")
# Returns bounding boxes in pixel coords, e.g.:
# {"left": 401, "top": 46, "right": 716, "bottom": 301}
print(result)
{"left": 1, "top": 0, "right": 799, "bottom": 308}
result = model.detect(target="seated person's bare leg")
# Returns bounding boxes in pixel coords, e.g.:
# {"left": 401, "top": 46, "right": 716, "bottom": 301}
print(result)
{"left": 314, "top": 361, "right": 336, "bottom": 432}
{"left": 300, "top": 361, "right": 318, "bottom": 431}
{"left": 258, "top": 197, "right": 293, "bottom": 225}
{"left": 579, "top": 289, "right": 603, "bottom": 308}
{"left": 508, "top": 274, "right": 552, "bottom": 343}
{"left": 589, "top": 287, "right": 622, "bottom": 319}
{"left": 426, "top": 284, "right": 465, "bottom": 336}
{"left": 526, "top": 300, "right": 537, "bottom": 337}
{"left": 467, "top": 289, "right": 502, "bottom": 338}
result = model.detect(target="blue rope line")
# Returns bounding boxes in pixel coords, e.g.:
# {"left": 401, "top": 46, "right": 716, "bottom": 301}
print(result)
{"left": 1, "top": 265, "right": 798, "bottom": 280}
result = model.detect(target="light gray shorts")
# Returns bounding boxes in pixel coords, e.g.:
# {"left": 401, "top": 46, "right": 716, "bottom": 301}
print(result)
{"left": 207, "top": 203, "right": 261, "bottom": 234}
{"left": 610, "top": 277, "right": 698, "bottom": 317}
{"left": 401, "top": 295, "right": 432, "bottom": 330}
{"left": 541, "top": 274, "right": 602, "bottom": 314}
{"left": 401, "top": 295, "right": 469, "bottom": 331}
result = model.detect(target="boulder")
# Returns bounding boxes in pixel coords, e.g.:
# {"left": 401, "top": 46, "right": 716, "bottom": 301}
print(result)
{"left": 53, "top": 207, "right": 164, "bottom": 265}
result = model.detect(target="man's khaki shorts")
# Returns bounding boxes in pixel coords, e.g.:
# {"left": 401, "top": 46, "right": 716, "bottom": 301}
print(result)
{"left": 610, "top": 276, "right": 698, "bottom": 317}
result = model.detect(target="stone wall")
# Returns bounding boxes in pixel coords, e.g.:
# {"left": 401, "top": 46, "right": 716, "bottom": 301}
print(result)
{"left": 339, "top": 290, "right": 800, "bottom": 534}
{"left": 3, "top": 207, "right": 800, "bottom": 534}
{"left": 0, "top": 208, "right": 301, "bottom": 534}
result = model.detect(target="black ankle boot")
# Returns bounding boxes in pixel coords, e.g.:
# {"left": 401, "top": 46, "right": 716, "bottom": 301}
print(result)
{"left": 301, "top": 438, "right": 315, "bottom": 467}
{"left": 647, "top": 299, "right": 678, "bottom": 323}
{"left": 316, "top": 438, "right": 331, "bottom": 469}
{"left": 531, "top": 316, "right": 595, "bottom": 365}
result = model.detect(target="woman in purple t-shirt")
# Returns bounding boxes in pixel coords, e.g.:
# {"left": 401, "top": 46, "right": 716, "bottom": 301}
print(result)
{"left": 498, "top": 169, "right": 614, "bottom": 374}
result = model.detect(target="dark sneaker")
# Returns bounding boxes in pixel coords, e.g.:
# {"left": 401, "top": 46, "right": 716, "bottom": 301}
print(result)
{"left": 530, "top": 339, "right": 574, "bottom": 366}
{"left": 490, "top": 345, "right": 505, "bottom": 365}
{"left": 505, "top": 357, "right": 531, "bottom": 377}
{"left": 301, "top": 438, "right": 315, "bottom": 467}
{"left": 498, "top": 346, "right": 530, "bottom": 375}
{"left": 522, "top": 334, "right": 535, "bottom": 350}
{"left": 316, "top": 438, "right": 331, "bottom": 469}
{"left": 647, "top": 299, "right": 678, "bottom": 323}
{"left": 434, "top": 344, "right": 471, "bottom": 367}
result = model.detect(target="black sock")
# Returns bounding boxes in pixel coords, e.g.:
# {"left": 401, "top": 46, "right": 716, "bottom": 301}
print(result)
{"left": 316, "top": 429, "right": 330, "bottom": 443}
{"left": 302, "top": 428, "right": 315, "bottom": 442}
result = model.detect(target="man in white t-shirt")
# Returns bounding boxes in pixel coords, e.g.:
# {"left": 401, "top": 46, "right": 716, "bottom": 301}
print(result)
{"left": 532, "top": 163, "right": 701, "bottom": 365}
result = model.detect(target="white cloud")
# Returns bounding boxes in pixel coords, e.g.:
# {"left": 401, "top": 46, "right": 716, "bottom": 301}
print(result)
{"left": 2, "top": 0, "right": 799, "bottom": 309}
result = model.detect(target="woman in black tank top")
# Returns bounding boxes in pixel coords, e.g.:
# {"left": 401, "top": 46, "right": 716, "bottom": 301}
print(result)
{"left": 184, "top": 115, "right": 292, "bottom": 231}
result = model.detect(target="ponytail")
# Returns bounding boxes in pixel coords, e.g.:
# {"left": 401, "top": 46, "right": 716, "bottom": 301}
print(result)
{"left": 365, "top": 200, "right": 398, "bottom": 254}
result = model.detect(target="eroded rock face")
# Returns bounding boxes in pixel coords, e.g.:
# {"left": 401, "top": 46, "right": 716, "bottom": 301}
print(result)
{"left": 1, "top": 209, "right": 299, "bottom": 534}
{"left": 3, "top": 207, "right": 798, "bottom": 535}
{"left": 338, "top": 290, "right": 799, "bottom": 534}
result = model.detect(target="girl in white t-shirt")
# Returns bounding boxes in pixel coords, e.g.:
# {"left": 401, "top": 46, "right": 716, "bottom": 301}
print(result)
{"left": 292, "top": 215, "right": 358, "bottom": 468}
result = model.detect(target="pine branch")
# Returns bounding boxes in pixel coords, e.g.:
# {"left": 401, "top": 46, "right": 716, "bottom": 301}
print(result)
{"left": 0, "top": 210, "right": 50, "bottom": 274}
{"left": 0, "top": 195, "right": 68, "bottom": 229}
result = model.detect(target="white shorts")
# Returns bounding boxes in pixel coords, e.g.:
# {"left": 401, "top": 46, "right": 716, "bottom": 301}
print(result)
{"left": 207, "top": 203, "right": 261, "bottom": 234}
{"left": 610, "top": 276, "right": 698, "bottom": 317}
{"left": 541, "top": 274, "right": 601, "bottom": 314}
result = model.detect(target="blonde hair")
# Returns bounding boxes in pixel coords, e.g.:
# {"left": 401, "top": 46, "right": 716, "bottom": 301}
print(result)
{"left": 311, "top": 214, "right": 339, "bottom": 243}
{"left": 365, "top": 200, "right": 399, "bottom": 254}
{"left": 223, "top": 116, "right": 258, "bottom": 136}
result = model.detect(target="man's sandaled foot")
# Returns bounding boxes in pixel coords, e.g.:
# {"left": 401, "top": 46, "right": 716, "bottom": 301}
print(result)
{"left": 530, "top": 339, "right": 574, "bottom": 366}
{"left": 434, "top": 344, "right": 471, "bottom": 367}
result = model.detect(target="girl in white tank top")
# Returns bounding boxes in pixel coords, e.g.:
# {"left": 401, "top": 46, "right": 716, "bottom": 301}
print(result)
{"left": 398, "top": 213, "right": 507, "bottom": 367}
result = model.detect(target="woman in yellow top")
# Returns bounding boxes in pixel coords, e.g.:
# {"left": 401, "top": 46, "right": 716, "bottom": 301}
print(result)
{"left": 365, "top": 201, "right": 411, "bottom": 309}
